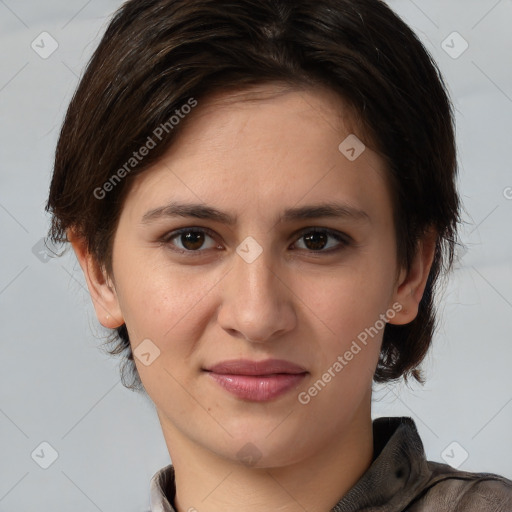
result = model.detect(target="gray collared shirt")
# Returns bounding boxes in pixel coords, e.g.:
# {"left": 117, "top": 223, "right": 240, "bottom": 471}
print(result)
{"left": 148, "top": 416, "right": 512, "bottom": 511}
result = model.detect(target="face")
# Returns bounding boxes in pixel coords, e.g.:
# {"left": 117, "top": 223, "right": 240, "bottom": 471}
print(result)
{"left": 76, "top": 83, "right": 433, "bottom": 468}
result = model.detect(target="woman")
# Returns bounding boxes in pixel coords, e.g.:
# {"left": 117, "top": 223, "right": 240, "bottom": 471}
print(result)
{"left": 45, "top": 0, "right": 512, "bottom": 510}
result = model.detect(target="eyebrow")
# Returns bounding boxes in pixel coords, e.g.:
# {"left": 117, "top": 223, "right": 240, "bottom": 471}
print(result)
{"left": 140, "top": 201, "right": 370, "bottom": 225}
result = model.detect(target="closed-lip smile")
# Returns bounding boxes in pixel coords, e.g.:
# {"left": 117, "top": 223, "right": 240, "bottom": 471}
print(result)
{"left": 203, "top": 358, "right": 308, "bottom": 401}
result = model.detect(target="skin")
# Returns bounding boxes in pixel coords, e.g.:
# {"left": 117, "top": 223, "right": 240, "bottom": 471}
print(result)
{"left": 70, "top": 83, "right": 436, "bottom": 512}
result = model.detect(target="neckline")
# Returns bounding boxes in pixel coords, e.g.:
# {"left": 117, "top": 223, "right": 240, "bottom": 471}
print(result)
{"left": 149, "top": 416, "right": 432, "bottom": 512}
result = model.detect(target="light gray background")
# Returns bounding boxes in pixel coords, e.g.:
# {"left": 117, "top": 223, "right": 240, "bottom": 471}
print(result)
{"left": 1, "top": 0, "right": 511, "bottom": 510}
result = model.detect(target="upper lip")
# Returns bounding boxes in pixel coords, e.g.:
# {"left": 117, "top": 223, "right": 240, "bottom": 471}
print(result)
{"left": 204, "top": 358, "right": 307, "bottom": 375}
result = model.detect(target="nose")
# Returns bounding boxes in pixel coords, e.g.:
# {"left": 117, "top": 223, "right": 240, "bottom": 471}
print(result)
{"left": 216, "top": 243, "right": 296, "bottom": 343}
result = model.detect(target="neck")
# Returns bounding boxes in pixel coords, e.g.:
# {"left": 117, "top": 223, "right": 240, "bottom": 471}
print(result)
{"left": 159, "top": 406, "right": 374, "bottom": 512}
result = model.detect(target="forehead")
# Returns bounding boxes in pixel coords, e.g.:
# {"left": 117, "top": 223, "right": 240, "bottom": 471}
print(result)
{"left": 174, "top": 82, "right": 367, "bottom": 147}
{"left": 121, "top": 83, "right": 391, "bottom": 225}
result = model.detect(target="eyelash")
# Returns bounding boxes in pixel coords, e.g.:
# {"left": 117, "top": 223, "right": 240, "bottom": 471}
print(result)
{"left": 159, "top": 227, "right": 352, "bottom": 256}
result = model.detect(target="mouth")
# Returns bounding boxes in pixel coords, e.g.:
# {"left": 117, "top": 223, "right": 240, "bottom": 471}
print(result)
{"left": 203, "top": 358, "right": 308, "bottom": 402}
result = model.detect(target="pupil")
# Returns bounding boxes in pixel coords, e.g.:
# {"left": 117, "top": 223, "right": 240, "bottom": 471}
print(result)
{"left": 304, "top": 232, "right": 327, "bottom": 250}
{"left": 182, "top": 231, "right": 204, "bottom": 250}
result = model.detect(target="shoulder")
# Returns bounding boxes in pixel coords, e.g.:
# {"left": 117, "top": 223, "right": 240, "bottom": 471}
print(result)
{"left": 408, "top": 460, "right": 512, "bottom": 511}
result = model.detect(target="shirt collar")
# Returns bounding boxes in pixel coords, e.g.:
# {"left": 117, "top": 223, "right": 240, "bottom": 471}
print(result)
{"left": 332, "top": 416, "right": 432, "bottom": 511}
{"left": 149, "top": 416, "right": 432, "bottom": 512}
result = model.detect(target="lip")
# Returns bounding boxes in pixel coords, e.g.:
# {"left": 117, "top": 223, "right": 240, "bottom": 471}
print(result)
{"left": 204, "top": 359, "right": 308, "bottom": 402}
{"left": 205, "top": 358, "right": 307, "bottom": 375}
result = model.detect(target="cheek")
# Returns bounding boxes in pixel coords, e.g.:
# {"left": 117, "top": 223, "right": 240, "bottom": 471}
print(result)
{"left": 296, "top": 264, "right": 393, "bottom": 337}
{"left": 115, "top": 251, "right": 203, "bottom": 325}
{"left": 118, "top": 261, "right": 216, "bottom": 398}
{"left": 291, "top": 261, "right": 394, "bottom": 387}
{"left": 114, "top": 255, "right": 227, "bottom": 376}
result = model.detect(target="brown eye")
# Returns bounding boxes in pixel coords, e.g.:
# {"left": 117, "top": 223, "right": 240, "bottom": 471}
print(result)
{"left": 293, "top": 229, "right": 350, "bottom": 253}
{"left": 180, "top": 231, "right": 206, "bottom": 251}
{"left": 161, "top": 227, "right": 350, "bottom": 256}
{"left": 303, "top": 231, "right": 328, "bottom": 250}
{"left": 164, "top": 228, "right": 218, "bottom": 252}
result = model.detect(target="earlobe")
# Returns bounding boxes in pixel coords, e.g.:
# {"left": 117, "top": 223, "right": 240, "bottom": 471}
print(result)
{"left": 67, "top": 228, "right": 124, "bottom": 329}
{"left": 388, "top": 228, "right": 437, "bottom": 326}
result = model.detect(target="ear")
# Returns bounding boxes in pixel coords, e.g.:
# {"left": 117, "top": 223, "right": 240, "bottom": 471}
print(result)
{"left": 388, "top": 227, "right": 437, "bottom": 325}
{"left": 67, "top": 228, "right": 124, "bottom": 329}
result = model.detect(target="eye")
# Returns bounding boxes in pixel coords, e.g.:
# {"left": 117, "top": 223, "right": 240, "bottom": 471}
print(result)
{"left": 292, "top": 228, "right": 351, "bottom": 253}
{"left": 160, "top": 227, "right": 351, "bottom": 255}
{"left": 162, "top": 228, "right": 220, "bottom": 253}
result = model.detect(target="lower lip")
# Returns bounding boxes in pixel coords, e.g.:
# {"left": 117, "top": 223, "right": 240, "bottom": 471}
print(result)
{"left": 206, "top": 372, "right": 307, "bottom": 402}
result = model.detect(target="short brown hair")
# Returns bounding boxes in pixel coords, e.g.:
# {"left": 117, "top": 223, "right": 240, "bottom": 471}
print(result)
{"left": 46, "top": 0, "right": 461, "bottom": 391}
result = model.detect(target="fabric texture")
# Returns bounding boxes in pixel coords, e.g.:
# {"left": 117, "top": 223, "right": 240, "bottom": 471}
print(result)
{"left": 148, "top": 416, "right": 512, "bottom": 511}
